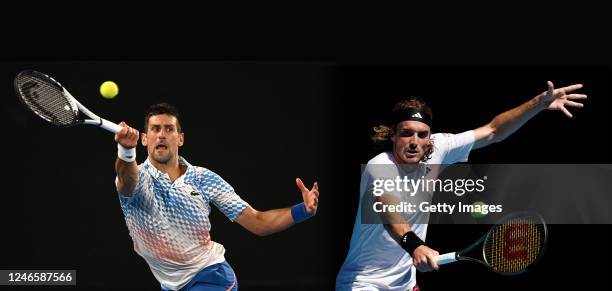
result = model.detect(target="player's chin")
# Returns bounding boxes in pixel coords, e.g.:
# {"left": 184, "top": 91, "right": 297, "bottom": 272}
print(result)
{"left": 152, "top": 152, "right": 172, "bottom": 164}
{"left": 400, "top": 153, "right": 422, "bottom": 164}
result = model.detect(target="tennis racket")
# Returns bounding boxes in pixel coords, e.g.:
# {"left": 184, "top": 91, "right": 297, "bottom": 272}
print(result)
{"left": 14, "top": 70, "right": 122, "bottom": 134}
{"left": 434, "top": 211, "right": 547, "bottom": 275}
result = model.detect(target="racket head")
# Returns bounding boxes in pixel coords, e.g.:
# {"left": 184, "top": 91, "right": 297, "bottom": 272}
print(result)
{"left": 14, "top": 70, "right": 80, "bottom": 127}
{"left": 482, "top": 211, "right": 548, "bottom": 275}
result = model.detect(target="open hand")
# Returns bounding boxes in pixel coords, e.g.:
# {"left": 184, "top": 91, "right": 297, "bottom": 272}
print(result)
{"left": 540, "top": 81, "right": 587, "bottom": 118}
{"left": 296, "top": 178, "right": 319, "bottom": 214}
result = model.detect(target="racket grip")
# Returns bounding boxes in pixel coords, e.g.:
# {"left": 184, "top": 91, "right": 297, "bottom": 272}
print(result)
{"left": 100, "top": 119, "right": 122, "bottom": 134}
{"left": 435, "top": 252, "right": 457, "bottom": 265}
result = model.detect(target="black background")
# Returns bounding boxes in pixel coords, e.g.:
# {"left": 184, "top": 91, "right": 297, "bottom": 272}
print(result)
{"left": 2, "top": 10, "right": 612, "bottom": 289}
{"left": 1, "top": 62, "right": 337, "bottom": 290}
{"left": 1, "top": 63, "right": 610, "bottom": 291}
{"left": 334, "top": 66, "right": 612, "bottom": 291}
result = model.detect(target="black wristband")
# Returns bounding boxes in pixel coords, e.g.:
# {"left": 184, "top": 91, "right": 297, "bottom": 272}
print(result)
{"left": 400, "top": 231, "right": 425, "bottom": 256}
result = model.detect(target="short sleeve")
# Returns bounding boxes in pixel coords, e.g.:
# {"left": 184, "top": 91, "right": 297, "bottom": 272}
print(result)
{"left": 432, "top": 130, "right": 475, "bottom": 164}
{"left": 198, "top": 169, "right": 249, "bottom": 221}
{"left": 362, "top": 154, "right": 408, "bottom": 200}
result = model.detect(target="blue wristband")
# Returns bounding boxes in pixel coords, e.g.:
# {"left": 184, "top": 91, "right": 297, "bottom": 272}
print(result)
{"left": 291, "top": 202, "right": 315, "bottom": 224}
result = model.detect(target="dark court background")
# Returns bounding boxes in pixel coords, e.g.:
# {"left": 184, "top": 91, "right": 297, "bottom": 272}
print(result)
{"left": 1, "top": 63, "right": 611, "bottom": 290}
{"left": 0, "top": 62, "right": 336, "bottom": 290}
{"left": 334, "top": 66, "right": 612, "bottom": 291}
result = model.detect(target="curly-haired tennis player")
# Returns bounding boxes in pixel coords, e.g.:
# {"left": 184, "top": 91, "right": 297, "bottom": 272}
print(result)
{"left": 336, "top": 81, "right": 585, "bottom": 291}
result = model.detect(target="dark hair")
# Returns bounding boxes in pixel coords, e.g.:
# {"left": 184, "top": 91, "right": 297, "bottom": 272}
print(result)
{"left": 372, "top": 96, "right": 434, "bottom": 161}
{"left": 144, "top": 103, "right": 182, "bottom": 132}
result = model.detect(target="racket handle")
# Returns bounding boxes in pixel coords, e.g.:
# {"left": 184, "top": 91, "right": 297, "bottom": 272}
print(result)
{"left": 435, "top": 252, "right": 457, "bottom": 265}
{"left": 99, "top": 119, "right": 122, "bottom": 134}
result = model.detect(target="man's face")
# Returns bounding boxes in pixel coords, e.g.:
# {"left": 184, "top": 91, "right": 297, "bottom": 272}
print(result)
{"left": 141, "top": 114, "right": 184, "bottom": 164}
{"left": 390, "top": 120, "right": 431, "bottom": 164}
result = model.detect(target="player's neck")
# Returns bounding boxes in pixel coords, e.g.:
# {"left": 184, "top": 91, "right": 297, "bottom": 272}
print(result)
{"left": 149, "top": 157, "right": 185, "bottom": 182}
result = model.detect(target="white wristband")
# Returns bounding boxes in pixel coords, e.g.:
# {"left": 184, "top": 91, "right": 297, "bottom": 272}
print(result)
{"left": 117, "top": 144, "right": 136, "bottom": 163}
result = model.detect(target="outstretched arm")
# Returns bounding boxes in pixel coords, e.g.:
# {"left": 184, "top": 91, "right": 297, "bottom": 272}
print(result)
{"left": 115, "top": 122, "right": 140, "bottom": 196}
{"left": 235, "top": 178, "right": 319, "bottom": 236}
{"left": 473, "top": 81, "right": 586, "bottom": 149}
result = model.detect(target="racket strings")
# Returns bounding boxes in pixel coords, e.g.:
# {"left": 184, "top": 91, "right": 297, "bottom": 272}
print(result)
{"left": 484, "top": 216, "right": 545, "bottom": 274}
{"left": 16, "top": 73, "right": 77, "bottom": 126}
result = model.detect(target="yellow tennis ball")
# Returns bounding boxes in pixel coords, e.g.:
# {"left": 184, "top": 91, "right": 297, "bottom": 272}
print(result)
{"left": 100, "top": 81, "right": 119, "bottom": 99}
{"left": 470, "top": 201, "right": 487, "bottom": 219}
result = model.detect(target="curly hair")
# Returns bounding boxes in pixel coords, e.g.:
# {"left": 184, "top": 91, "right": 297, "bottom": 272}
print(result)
{"left": 372, "top": 97, "right": 434, "bottom": 162}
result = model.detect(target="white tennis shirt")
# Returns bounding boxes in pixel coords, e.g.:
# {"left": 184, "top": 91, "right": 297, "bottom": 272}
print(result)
{"left": 336, "top": 131, "right": 475, "bottom": 291}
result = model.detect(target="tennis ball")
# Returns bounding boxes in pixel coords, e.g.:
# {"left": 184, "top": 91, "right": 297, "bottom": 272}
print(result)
{"left": 100, "top": 81, "right": 119, "bottom": 99}
{"left": 470, "top": 201, "right": 487, "bottom": 219}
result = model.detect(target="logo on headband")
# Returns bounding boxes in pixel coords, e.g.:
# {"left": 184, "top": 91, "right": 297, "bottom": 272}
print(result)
{"left": 390, "top": 109, "right": 433, "bottom": 127}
